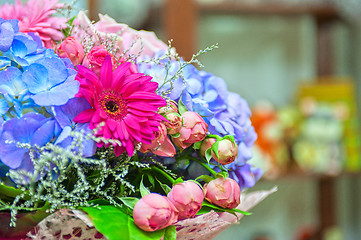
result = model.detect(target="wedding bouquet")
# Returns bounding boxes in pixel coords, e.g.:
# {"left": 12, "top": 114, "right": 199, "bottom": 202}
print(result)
{"left": 0, "top": 1, "right": 269, "bottom": 239}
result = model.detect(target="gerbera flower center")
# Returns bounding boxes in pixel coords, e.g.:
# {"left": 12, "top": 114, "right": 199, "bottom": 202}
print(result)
{"left": 105, "top": 100, "right": 119, "bottom": 112}
{"left": 99, "top": 91, "right": 127, "bottom": 120}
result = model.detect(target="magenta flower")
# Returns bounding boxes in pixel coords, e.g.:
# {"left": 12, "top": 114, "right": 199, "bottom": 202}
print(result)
{"left": 0, "top": 0, "right": 67, "bottom": 48}
{"left": 133, "top": 193, "right": 178, "bottom": 232}
{"left": 73, "top": 56, "right": 166, "bottom": 156}
{"left": 167, "top": 181, "right": 204, "bottom": 220}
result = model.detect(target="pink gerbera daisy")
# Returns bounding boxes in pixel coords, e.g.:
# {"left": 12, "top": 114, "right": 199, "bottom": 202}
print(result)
{"left": 74, "top": 55, "right": 167, "bottom": 156}
{"left": 0, "top": 0, "right": 67, "bottom": 48}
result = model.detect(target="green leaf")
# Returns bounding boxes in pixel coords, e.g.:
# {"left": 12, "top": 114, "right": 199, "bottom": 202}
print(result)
{"left": 215, "top": 171, "right": 229, "bottom": 179}
{"left": 0, "top": 182, "right": 29, "bottom": 201}
{"left": 156, "top": 178, "right": 172, "bottom": 195}
{"left": 140, "top": 176, "right": 150, "bottom": 197}
{"left": 222, "top": 135, "right": 236, "bottom": 146}
{"left": 177, "top": 98, "right": 188, "bottom": 115}
{"left": 170, "top": 132, "right": 180, "bottom": 138}
{"left": 118, "top": 197, "right": 139, "bottom": 210}
{"left": 81, "top": 205, "right": 165, "bottom": 240}
{"left": 173, "top": 177, "right": 183, "bottom": 185}
{"left": 88, "top": 199, "right": 111, "bottom": 206}
{"left": 195, "top": 175, "right": 214, "bottom": 183}
{"left": 147, "top": 174, "right": 156, "bottom": 188}
{"left": 164, "top": 225, "right": 177, "bottom": 240}
{"left": 211, "top": 141, "right": 220, "bottom": 160}
{"left": 193, "top": 141, "right": 202, "bottom": 150}
{"left": 205, "top": 148, "right": 213, "bottom": 163}
{"left": 201, "top": 201, "right": 252, "bottom": 216}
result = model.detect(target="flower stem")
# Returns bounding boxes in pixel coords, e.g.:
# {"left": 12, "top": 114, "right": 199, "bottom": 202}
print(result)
{"left": 150, "top": 166, "right": 176, "bottom": 184}
{"left": 188, "top": 156, "right": 218, "bottom": 178}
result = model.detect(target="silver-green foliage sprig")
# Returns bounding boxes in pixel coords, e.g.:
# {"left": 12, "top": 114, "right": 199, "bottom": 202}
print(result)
{"left": 2, "top": 129, "right": 141, "bottom": 227}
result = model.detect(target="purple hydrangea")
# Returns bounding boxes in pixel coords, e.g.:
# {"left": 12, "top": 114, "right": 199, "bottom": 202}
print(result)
{"left": 137, "top": 51, "right": 262, "bottom": 185}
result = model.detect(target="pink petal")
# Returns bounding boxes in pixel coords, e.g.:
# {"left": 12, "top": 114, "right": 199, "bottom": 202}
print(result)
{"left": 125, "top": 139, "right": 134, "bottom": 156}
{"left": 73, "top": 109, "right": 95, "bottom": 123}
{"left": 100, "top": 55, "right": 113, "bottom": 89}
{"left": 120, "top": 81, "right": 141, "bottom": 98}
{"left": 119, "top": 121, "right": 129, "bottom": 140}
{"left": 127, "top": 102, "right": 158, "bottom": 112}
{"left": 107, "top": 118, "right": 118, "bottom": 131}
{"left": 153, "top": 136, "right": 176, "bottom": 157}
{"left": 111, "top": 62, "right": 131, "bottom": 89}
{"left": 124, "top": 127, "right": 140, "bottom": 143}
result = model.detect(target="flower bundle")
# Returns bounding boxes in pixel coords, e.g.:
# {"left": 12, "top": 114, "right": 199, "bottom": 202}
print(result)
{"left": 0, "top": 1, "right": 264, "bottom": 239}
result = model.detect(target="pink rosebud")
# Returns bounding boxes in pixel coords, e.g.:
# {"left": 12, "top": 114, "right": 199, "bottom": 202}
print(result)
{"left": 172, "top": 111, "right": 208, "bottom": 150}
{"left": 200, "top": 138, "right": 238, "bottom": 165}
{"left": 214, "top": 139, "right": 239, "bottom": 165}
{"left": 158, "top": 102, "right": 178, "bottom": 115}
{"left": 133, "top": 193, "right": 178, "bottom": 232}
{"left": 204, "top": 178, "right": 241, "bottom": 209}
{"left": 82, "top": 45, "right": 117, "bottom": 75}
{"left": 165, "top": 112, "right": 183, "bottom": 135}
{"left": 167, "top": 181, "right": 204, "bottom": 220}
{"left": 139, "top": 123, "right": 176, "bottom": 157}
{"left": 199, "top": 137, "right": 217, "bottom": 157}
{"left": 56, "top": 37, "right": 85, "bottom": 66}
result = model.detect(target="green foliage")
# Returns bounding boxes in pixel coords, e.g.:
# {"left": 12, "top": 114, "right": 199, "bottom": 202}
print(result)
{"left": 156, "top": 178, "right": 172, "bottom": 195}
{"left": 205, "top": 148, "right": 213, "bottom": 163}
{"left": 140, "top": 176, "right": 151, "bottom": 197}
{"left": 177, "top": 98, "right": 188, "bottom": 115}
{"left": 195, "top": 175, "right": 214, "bottom": 183}
{"left": 197, "top": 201, "right": 251, "bottom": 216}
{"left": 0, "top": 130, "right": 164, "bottom": 227}
{"left": 118, "top": 197, "right": 139, "bottom": 210}
{"left": 164, "top": 226, "right": 177, "bottom": 240}
{"left": 81, "top": 205, "right": 165, "bottom": 240}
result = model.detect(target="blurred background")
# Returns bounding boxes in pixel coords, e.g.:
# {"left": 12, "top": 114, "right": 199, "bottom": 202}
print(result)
{"left": 4, "top": 0, "right": 361, "bottom": 239}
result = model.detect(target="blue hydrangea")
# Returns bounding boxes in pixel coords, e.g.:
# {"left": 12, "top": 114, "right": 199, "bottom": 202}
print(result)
{"left": 0, "top": 19, "right": 85, "bottom": 178}
{"left": 0, "top": 19, "right": 19, "bottom": 52}
{"left": 227, "top": 163, "right": 263, "bottom": 190}
{"left": 53, "top": 97, "right": 96, "bottom": 157}
{"left": 0, "top": 113, "right": 60, "bottom": 171}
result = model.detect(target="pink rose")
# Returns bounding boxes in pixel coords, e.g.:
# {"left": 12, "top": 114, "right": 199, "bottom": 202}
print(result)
{"left": 204, "top": 178, "right": 241, "bottom": 209}
{"left": 82, "top": 45, "right": 117, "bottom": 75}
{"left": 133, "top": 193, "right": 178, "bottom": 232}
{"left": 158, "top": 103, "right": 182, "bottom": 135}
{"left": 139, "top": 123, "right": 176, "bottom": 157}
{"left": 73, "top": 11, "right": 168, "bottom": 59}
{"left": 200, "top": 138, "right": 238, "bottom": 165}
{"left": 167, "top": 181, "right": 204, "bottom": 220}
{"left": 158, "top": 102, "right": 178, "bottom": 115}
{"left": 164, "top": 112, "right": 183, "bottom": 135}
{"left": 56, "top": 37, "right": 85, "bottom": 66}
{"left": 94, "top": 14, "right": 168, "bottom": 58}
{"left": 200, "top": 137, "right": 217, "bottom": 157}
{"left": 172, "top": 111, "right": 208, "bottom": 150}
{"left": 214, "top": 139, "right": 238, "bottom": 165}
